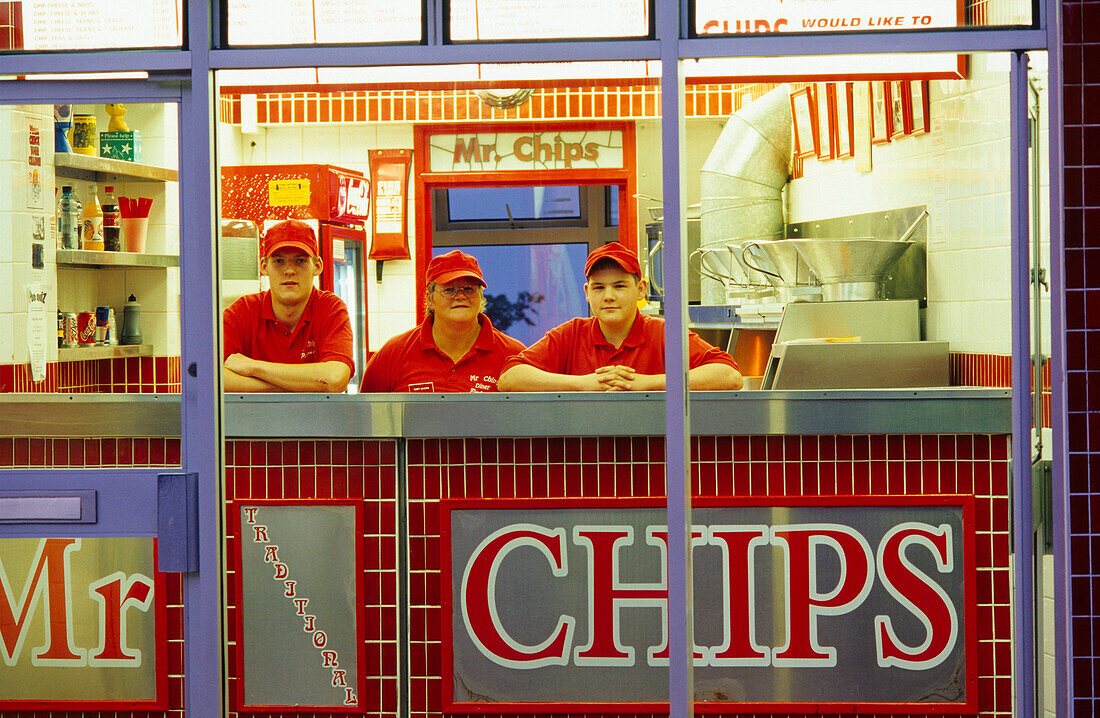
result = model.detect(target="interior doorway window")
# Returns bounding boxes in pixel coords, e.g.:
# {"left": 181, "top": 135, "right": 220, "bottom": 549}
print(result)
{"left": 432, "top": 243, "right": 588, "bottom": 347}
{"left": 432, "top": 183, "right": 623, "bottom": 345}
{"left": 434, "top": 185, "right": 588, "bottom": 229}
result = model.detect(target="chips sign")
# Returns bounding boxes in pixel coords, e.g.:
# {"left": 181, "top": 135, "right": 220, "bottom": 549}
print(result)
{"left": 0, "top": 537, "right": 163, "bottom": 708}
{"left": 442, "top": 497, "right": 976, "bottom": 712}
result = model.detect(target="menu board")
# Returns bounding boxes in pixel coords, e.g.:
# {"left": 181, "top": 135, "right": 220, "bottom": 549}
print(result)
{"left": 695, "top": 0, "right": 961, "bottom": 34}
{"left": 227, "top": 0, "right": 420, "bottom": 45}
{"left": 450, "top": 0, "right": 649, "bottom": 41}
{"left": 21, "top": 0, "right": 181, "bottom": 50}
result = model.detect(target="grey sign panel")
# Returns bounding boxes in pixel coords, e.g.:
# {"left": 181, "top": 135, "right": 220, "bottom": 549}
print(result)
{"left": 0, "top": 536, "right": 159, "bottom": 705}
{"left": 445, "top": 500, "right": 971, "bottom": 710}
{"left": 238, "top": 503, "right": 360, "bottom": 710}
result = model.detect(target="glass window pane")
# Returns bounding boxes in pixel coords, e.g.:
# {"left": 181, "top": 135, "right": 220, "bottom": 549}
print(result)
{"left": 433, "top": 243, "right": 589, "bottom": 347}
{"left": 447, "top": 186, "right": 583, "bottom": 222}
{"left": 449, "top": 0, "right": 649, "bottom": 40}
{"left": 3, "top": 1, "right": 182, "bottom": 51}
{"left": 2, "top": 99, "right": 181, "bottom": 393}
{"left": 226, "top": 0, "right": 420, "bottom": 46}
{"left": 694, "top": 0, "right": 1032, "bottom": 34}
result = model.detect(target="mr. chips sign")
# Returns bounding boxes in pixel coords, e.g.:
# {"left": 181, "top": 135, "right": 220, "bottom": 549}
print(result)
{"left": 442, "top": 497, "right": 975, "bottom": 712}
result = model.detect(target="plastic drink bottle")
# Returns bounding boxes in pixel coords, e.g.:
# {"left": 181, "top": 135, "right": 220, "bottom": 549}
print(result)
{"left": 82, "top": 183, "right": 104, "bottom": 251}
{"left": 57, "top": 186, "right": 81, "bottom": 249}
{"left": 102, "top": 185, "right": 121, "bottom": 251}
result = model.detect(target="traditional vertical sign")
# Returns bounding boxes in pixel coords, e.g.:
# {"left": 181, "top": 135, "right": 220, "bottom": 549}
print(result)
{"left": 367, "top": 149, "right": 412, "bottom": 261}
{"left": 0, "top": 537, "right": 165, "bottom": 708}
{"left": 442, "top": 496, "right": 975, "bottom": 713}
{"left": 235, "top": 501, "right": 365, "bottom": 712}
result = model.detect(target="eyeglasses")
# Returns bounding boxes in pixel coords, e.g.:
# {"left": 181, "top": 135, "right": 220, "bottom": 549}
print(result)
{"left": 434, "top": 285, "right": 479, "bottom": 300}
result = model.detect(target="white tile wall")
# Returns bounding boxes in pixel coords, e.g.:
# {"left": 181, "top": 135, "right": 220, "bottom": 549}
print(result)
{"left": 788, "top": 54, "right": 1045, "bottom": 355}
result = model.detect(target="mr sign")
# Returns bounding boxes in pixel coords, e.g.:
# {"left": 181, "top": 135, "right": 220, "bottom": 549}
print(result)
{"left": 442, "top": 497, "right": 975, "bottom": 712}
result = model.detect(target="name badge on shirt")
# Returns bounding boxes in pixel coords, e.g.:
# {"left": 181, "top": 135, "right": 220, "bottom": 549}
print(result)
{"left": 409, "top": 382, "right": 435, "bottom": 392}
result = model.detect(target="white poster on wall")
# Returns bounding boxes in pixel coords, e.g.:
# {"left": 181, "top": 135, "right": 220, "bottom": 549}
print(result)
{"left": 26, "top": 283, "right": 49, "bottom": 383}
{"left": 26, "top": 118, "right": 45, "bottom": 210}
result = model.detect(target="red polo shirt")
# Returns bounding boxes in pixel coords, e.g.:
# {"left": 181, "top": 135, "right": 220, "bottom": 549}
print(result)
{"left": 501, "top": 313, "right": 737, "bottom": 376}
{"left": 223, "top": 289, "right": 354, "bottom": 372}
{"left": 360, "top": 314, "right": 526, "bottom": 393}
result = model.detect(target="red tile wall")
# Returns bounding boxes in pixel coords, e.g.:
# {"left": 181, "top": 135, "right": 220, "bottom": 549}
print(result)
{"left": 406, "top": 434, "right": 1012, "bottom": 718}
{"left": 950, "top": 352, "right": 1053, "bottom": 428}
{"left": 0, "top": 356, "right": 181, "bottom": 393}
{"left": 223, "top": 439, "right": 400, "bottom": 718}
{"left": 1063, "top": 2, "right": 1098, "bottom": 713}
{"left": 0, "top": 436, "right": 184, "bottom": 717}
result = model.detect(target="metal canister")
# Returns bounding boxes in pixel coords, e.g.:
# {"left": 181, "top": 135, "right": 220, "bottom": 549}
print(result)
{"left": 76, "top": 311, "right": 96, "bottom": 346}
{"left": 95, "top": 306, "right": 110, "bottom": 345}
{"left": 61, "top": 312, "right": 78, "bottom": 348}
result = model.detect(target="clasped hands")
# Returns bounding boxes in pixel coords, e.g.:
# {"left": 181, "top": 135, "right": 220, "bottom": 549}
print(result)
{"left": 588, "top": 364, "right": 661, "bottom": 392}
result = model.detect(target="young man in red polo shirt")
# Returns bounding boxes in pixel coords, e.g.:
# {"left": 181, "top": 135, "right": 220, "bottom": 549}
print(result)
{"left": 359, "top": 250, "right": 525, "bottom": 392}
{"left": 498, "top": 242, "right": 742, "bottom": 392}
{"left": 223, "top": 219, "right": 354, "bottom": 392}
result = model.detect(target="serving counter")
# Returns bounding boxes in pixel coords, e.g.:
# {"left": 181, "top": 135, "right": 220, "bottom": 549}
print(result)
{"left": 0, "top": 388, "right": 1010, "bottom": 438}
{"left": 0, "top": 390, "right": 1014, "bottom": 717}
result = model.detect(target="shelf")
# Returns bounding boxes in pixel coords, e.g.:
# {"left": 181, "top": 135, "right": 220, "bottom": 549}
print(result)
{"left": 58, "top": 344, "right": 153, "bottom": 362}
{"left": 55, "top": 153, "right": 177, "bottom": 183}
{"left": 57, "top": 250, "right": 178, "bottom": 268}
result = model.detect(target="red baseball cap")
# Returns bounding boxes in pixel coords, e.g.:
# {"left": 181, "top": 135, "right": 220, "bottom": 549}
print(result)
{"left": 262, "top": 219, "right": 319, "bottom": 258}
{"left": 585, "top": 242, "right": 641, "bottom": 278}
{"left": 427, "top": 251, "right": 487, "bottom": 287}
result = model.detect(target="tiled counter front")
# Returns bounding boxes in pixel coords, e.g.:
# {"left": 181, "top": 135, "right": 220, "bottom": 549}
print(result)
{"left": 407, "top": 434, "right": 1012, "bottom": 718}
{"left": 0, "top": 436, "right": 186, "bottom": 718}
{"left": 223, "top": 439, "right": 401, "bottom": 718}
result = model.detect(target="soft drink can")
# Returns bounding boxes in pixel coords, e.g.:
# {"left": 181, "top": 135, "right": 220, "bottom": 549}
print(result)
{"left": 95, "top": 306, "right": 110, "bottom": 345}
{"left": 62, "top": 312, "right": 78, "bottom": 348}
{"left": 76, "top": 311, "right": 96, "bottom": 346}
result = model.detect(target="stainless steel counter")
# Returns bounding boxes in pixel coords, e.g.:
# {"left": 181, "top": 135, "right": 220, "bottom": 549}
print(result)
{"left": 0, "top": 389, "right": 1011, "bottom": 438}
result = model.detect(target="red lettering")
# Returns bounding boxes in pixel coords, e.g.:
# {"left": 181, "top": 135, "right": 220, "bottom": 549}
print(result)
{"left": 707, "top": 526, "right": 770, "bottom": 665}
{"left": 513, "top": 136, "right": 534, "bottom": 161}
{"left": 244, "top": 507, "right": 259, "bottom": 524}
{"left": 453, "top": 137, "right": 483, "bottom": 164}
{"left": 771, "top": 525, "right": 874, "bottom": 667}
{"left": 302, "top": 615, "right": 316, "bottom": 631}
{"left": 0, "top": 538, "right": 84, "bottom": 666}
{"left": 272, "top": 562, "right": 288, "bottom": 580}
{"left": 322, "top": 649, "right": 339, "bottom": 667}
{"left": 263, "top": 545, "right": 278, "bottom": 562}
{"left": 313, "top": 630, "right": 327, "bottom": 648}
{"left": 332, "top": 668, "right": 347, "bottom": 686}
{"left": 294, "top": 598, "right": 309, "bottom": 615}
{"left": 564, "top": 142, "right": 583, "bottom": 168}
{"left": 875, "top": 523, "right": 958, "bottom": 669}
{"left": 284, "top": 580, "right": 296, "bottom": 597}
{"left": 344, "top": 687, "right": 356, "bottom": 705}
{"left": 573, "top": 526, "right": 666, "bottom": 666}
{"left": 462, "top": 525, "right": 574, "bottom": 668}
{"left": 87, "top": 572, "right": 154, "bottom": 665}
{"left": 252, "top": 525, "right": 269, "bottom": 542}
{"left": 584, "top": 142, "right": 599, "bottom": 161}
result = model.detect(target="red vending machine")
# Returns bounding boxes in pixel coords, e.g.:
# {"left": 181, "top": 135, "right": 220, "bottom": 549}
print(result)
{"left": 221, "top": 164, "right": 371, "bottom": 390}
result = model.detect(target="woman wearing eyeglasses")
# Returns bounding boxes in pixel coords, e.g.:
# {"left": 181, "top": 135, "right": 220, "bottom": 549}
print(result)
{"left": 359, "top": 250, "right": 526, "bottom": 393}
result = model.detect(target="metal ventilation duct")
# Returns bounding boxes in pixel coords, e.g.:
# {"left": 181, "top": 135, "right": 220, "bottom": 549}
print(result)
{"left": 698, "top": 84, "right": 793, "bottom": 302}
